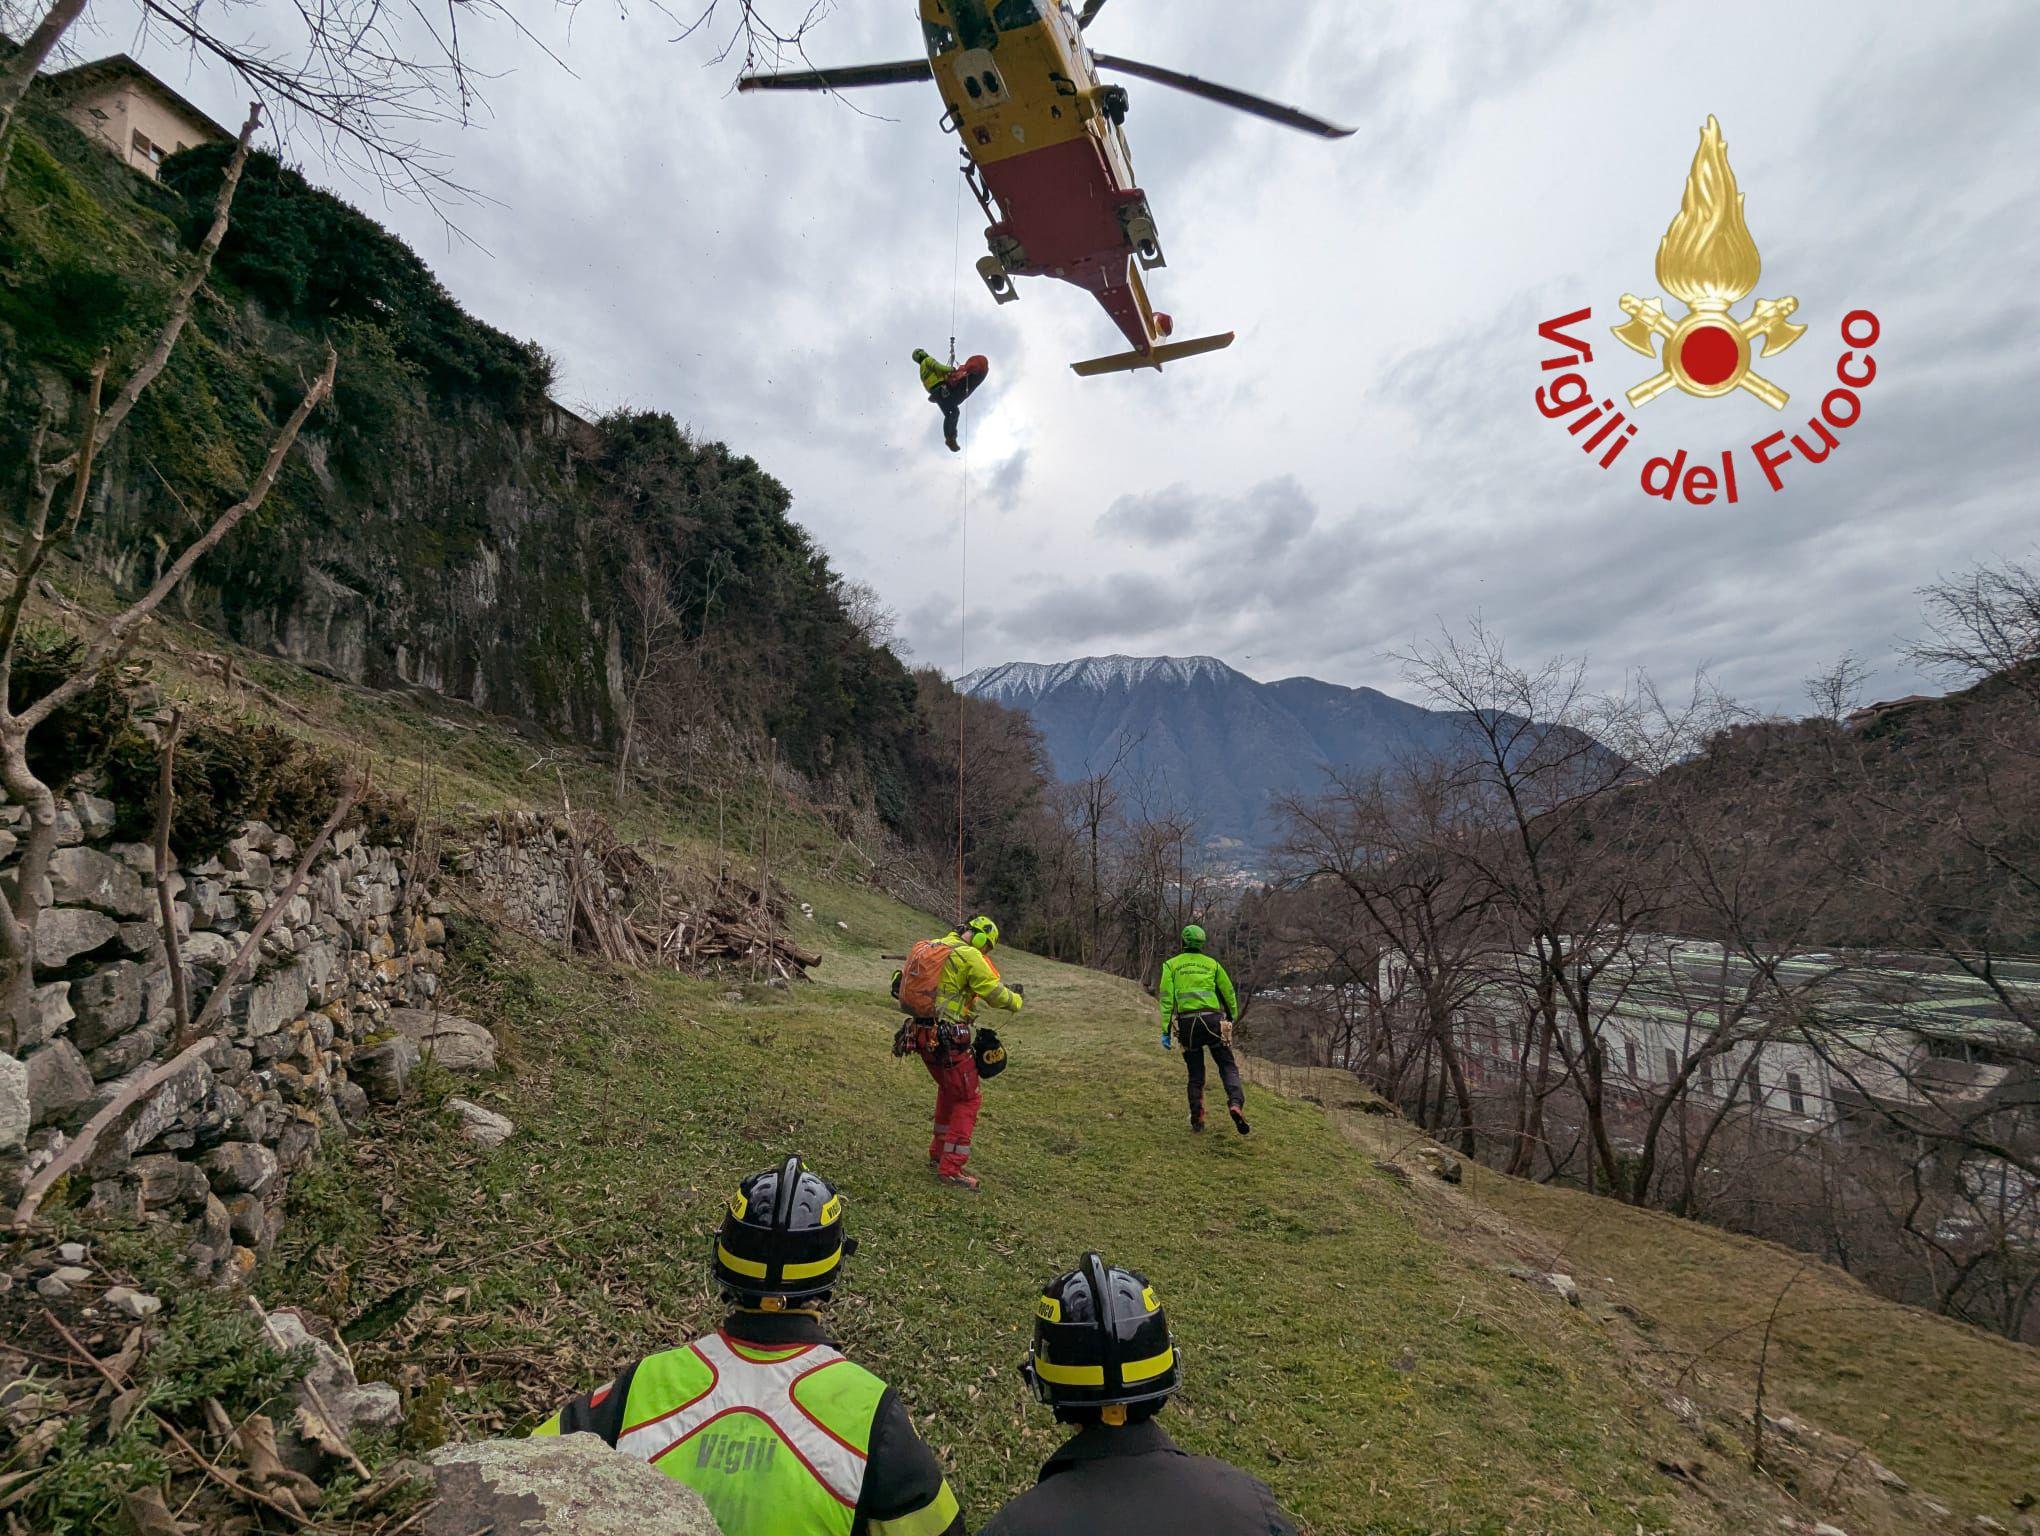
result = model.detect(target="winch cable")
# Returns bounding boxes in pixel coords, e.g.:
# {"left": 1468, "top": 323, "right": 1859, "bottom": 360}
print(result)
{"left": 950, "top": 161, "right": 969, "bottom": 927}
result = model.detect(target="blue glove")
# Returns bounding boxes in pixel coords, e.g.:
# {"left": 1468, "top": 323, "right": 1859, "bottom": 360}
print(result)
{"left": 1161, "top": 1031, "right": 1173, "bottom": 1051}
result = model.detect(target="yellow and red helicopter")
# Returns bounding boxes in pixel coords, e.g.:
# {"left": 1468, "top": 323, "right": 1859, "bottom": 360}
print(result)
{"left": 738, "top": 0, "right": 1352, "bottom": 377}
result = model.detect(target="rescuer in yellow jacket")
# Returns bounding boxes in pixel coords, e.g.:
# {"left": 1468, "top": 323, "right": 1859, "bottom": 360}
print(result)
{"left": 1158, "top": 924, "right": 1248, "bottom": 1135}
{"left": 533, "top": 1156, "right": 964, "bottom": 1536}
{"left": 896, "top": 914, "right": 1022, "bottom": 1191}
{"left": 913, "top": 347, "right": 989, "bottom": 453}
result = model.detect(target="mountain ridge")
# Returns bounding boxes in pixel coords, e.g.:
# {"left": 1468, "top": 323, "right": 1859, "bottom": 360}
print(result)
{"left": 962, "top": 652, "right": 1472, "bottom": 852}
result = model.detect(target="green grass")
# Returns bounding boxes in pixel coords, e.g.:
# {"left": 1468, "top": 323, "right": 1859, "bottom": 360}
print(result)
{"left": 1452, "top": 1159, "right": 2040, "bottom": 1522}
{"left": 39, "top": 602, "right": 2035, "bottom": 1535}
{"left": 270, "top": 886, "right": 1827, "bottom": 1536}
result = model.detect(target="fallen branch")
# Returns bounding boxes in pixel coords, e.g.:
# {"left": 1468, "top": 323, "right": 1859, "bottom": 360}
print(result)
{"left": 43, "top": 1307, "right": 307, "bottom": 1526}
{"left": 153, "top": 709, "right": 192, "bottom": 1040}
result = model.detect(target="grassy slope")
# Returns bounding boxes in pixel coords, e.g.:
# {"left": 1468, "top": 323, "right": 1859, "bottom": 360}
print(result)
{"left": 260, "top": 862, "right": 2035, "bottom": 1536}
{"left": 37, "top": 619, "right": 2034, "bottom": 1534}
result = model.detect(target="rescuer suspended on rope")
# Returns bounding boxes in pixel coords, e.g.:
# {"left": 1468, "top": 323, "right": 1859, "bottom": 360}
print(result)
{"left": 914, "top": 348, "right": 989, "bottom": 452}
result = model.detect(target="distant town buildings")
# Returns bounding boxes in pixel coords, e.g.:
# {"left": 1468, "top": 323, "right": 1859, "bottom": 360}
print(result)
{"left": 44, "top": 53, "right": 229, "bottom": 180}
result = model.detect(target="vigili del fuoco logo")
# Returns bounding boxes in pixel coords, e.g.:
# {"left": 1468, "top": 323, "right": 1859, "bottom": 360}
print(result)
{"left": 1535, "top": 116, "right": 1882, "bottom": 505}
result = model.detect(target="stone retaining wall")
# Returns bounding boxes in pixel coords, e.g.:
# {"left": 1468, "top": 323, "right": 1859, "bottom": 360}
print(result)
{"left": 453, "top": 810, "right": 614, "bottom": 944}
{"left": 1, "top": 787, "right": 447, "bottom": 1280}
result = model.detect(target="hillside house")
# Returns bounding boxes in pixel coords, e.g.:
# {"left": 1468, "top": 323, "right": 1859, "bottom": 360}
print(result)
{"left": 45, "top": 53, "right": 229, "bottom": 180}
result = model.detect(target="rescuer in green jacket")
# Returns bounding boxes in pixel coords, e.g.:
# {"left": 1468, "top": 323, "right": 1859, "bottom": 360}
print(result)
{"left": 533, "top": 1156, "right": 964, "bottom": 1536}
{"left": 1158, "top": 925, "right": 1248, "bottom": 1135}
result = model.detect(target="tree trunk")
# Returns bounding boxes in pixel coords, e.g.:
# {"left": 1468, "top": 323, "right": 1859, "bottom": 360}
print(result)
{"left": 0, "top": 0, "right": 90, "bottom": 183}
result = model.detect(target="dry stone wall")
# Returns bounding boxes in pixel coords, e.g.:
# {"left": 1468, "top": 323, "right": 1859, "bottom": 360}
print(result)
{"left": 452, "top": 810, "right": 605, "bottom": 944}
{"left": 1, "top": 786, "right": 453, "bottom": 1281}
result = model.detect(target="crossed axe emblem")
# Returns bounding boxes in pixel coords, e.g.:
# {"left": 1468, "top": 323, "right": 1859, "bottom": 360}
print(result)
{"left": 1612, "top": 294, "right": 1806, "bottom": 409}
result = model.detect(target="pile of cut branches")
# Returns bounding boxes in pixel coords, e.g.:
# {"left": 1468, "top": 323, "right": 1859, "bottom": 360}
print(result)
{"left": 484, "top": 810, "right": 821, "bottom": 981}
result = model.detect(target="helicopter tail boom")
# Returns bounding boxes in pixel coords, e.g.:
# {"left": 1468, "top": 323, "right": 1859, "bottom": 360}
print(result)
{"left": 1070, "top": 331, "right": 1236, "bottom": 377}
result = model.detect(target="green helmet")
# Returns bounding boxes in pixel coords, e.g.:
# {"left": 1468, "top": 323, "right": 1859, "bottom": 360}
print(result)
{"left": 1181, "top": 924, "right": 1206, "bottom": 951}
{"left": 966, "top": 914, "right": 1000, "bottom": 952}
{"left": 912, "top": 348, "right": 929, "bottom": 362}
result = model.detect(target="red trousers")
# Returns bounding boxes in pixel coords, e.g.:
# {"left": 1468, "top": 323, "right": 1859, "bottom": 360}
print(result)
{"left": 921, "top": 1047, "right": 981, "bottom": 1176}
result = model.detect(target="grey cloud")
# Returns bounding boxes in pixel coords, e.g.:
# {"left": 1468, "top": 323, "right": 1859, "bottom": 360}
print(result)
{"left": 1095, "top": 484, "right": 1206, "bottom": 546}
{"left": 987, "top": 447, "right": 1031, "bottom": 512}
{"left": 80, "top": 0, "right": 2040, "bottom": 720}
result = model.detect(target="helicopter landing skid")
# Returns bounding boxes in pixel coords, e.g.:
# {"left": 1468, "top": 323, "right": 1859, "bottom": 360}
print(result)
{"left": 1070, "top": 330, "right": 1235, "bottom": 378}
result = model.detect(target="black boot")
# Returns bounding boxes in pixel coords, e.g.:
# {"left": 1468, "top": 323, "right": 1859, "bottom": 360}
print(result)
{"left": 1229, "top": 1104, "right": 1251, "bottom": 1135}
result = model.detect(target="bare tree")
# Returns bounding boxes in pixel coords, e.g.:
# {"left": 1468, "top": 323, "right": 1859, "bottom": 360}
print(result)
{"left": 1909, "top": 553, "right": 2040, "bottom": 705}
{"left": 612, "top": 537, "right": 687, "bottom": 804}
{"left": 1276, "top": 760, "right": 1496, "bottom": 1152}
{"left": 1, "top": 0, "right": 830, "bottom": 204}
{"left": 840, "top": 578, "right": 903, "bottom": 654}
{"left": 0, "top": 103, "right": 337, "bottom": 1052}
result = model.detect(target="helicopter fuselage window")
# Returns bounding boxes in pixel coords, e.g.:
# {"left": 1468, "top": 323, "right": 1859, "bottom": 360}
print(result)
{"left": 993, "top": 0, "right": 1043, "bottom": 29}
{"left": 923, "top": 22, "right": 957, "bottom": 54}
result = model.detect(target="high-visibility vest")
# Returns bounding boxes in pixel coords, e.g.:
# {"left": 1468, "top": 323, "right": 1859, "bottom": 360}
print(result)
{"left": 599, "top": 1331, "right": 888, "bottom": 1535}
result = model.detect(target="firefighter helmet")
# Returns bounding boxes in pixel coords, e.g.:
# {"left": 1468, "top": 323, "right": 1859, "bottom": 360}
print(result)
{"left": 711, "top": 1155, "right": 856, "bottom": 1305}
{"left": 1023, "top": 1253, "right": 1180, "bottom": 1409}
{"left": 1181, "top": 924, "right": 1206, "bottom": 950}
{"left": 966, "top": 914, "right": 1000, "bottom": 952}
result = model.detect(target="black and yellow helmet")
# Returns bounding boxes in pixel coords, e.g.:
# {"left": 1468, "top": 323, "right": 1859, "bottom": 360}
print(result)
{"left": 1023, "top": 1253, "right": 1179, "bottom": 1410}
{"left": 711, "top": 1155, "right": 855, "bottom": 1305}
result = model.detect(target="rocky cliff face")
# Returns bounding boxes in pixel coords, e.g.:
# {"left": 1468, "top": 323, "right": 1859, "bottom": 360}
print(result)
{"left": 79, "top": 387, "right": 620, "bottom": 742}
{"left": 5, "top": 112, "right": 928, "bottom": 806}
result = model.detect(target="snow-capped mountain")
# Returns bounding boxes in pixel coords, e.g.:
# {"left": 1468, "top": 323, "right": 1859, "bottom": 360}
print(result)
{"left": 960, "top": 654, "right": 1473, "bottom": 853}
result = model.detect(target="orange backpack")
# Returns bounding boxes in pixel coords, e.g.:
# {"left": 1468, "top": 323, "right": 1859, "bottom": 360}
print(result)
{"left": 896, "top": 938, "right": 957, "bottom": 1018}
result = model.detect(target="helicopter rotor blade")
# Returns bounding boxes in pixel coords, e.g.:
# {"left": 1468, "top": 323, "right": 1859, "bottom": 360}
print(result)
{"left": 737, "top": 59, "right": 934, "bottom": 93}
{"left": 1076, "top": 0, "right": 1110, "bottom": 26}
{"left": 1089, "top": 53, "right": 1355, "bottom": 138}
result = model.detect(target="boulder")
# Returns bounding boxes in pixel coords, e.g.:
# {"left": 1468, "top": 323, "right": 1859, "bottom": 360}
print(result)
{"left": 23, "top": 982, "right": 73, "bottom": 1050}
{"left": 67, "top": 961, "right": 146, "bottom": 1049}
{"left": 118, "top": 1052, "right": 215, "bottom": 1156}
{"left": 71, "top": 792, "right": 117, "bottom": 838}
{"left": 261, "top": 1307, "right": 405, "bottom": 1442}
{"left": 238, "top": 964, "right": 309, "bottom": 1040}
{"left": 202, "top": 1141, "right": 281, "bottom": 1197}
{"left": 1415, "top": 1147, "right": 1464, "bottom": 1185}
{"left": 352, "top": 1032, "right": 420, "bottom": 1101}
{"left": 117, "top": 920, "right": 167, "bottom": 961}
{"left": 188, "top": 1192, "right": 234, "bottom": 1274}
{"left": 25, "top": 1040, "right": 94, "bottom": 1125}
{"left": 425, "top": 1435, "right": 724, "bottom": 1536}
{"left": 36, "top": 908, "right": 119, "bottom": 969}
{"left": 387, "top": 1009, "right": 496, "bottom": 1073}
{"left": 47, "top": 846, "right": 150, "bottom": 917}
{"left": 446, "top": 1097, "right": 515, "bottom": 1148}
{"left": 129, "top": 1152, "right": 211, "bottom": 1211}
{"left": 104, "top": 1285, "right": 162, "bottom": 1320}
{"left": 274, "top": 1113, "right": 321, "bottom": 1173}
{"left": 0, "top": 1052, "right": 28, "bottom": 1153}
{"left": 183, "top": 930, "right": 238, "bottom": 968}
{"left": 86, "top": 1018, "right": 168, "bottom": 1083}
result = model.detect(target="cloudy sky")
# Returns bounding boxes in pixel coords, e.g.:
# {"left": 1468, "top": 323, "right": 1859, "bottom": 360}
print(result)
{"left": 69, "top": 0, "right": 2040, "bottom": 714}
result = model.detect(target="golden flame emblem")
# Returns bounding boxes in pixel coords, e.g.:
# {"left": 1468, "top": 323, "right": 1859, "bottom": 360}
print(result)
{"left": 1612, "top": 116, "right": 1805, "bottom": 409}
